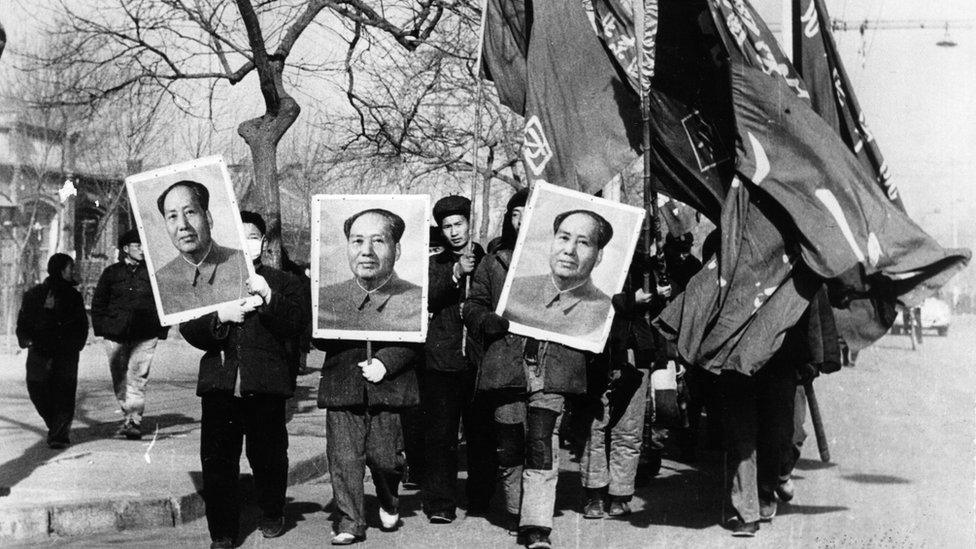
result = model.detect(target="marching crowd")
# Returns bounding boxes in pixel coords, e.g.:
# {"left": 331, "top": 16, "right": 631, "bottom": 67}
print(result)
{"left": 16, "top": 189, "right": 837, "bottom": 548}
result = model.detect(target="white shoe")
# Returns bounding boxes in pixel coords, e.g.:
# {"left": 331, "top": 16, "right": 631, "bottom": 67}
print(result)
{"left": 379, "top": 506, "right": 400, "bottom": 530}
{"left": 330, "top": 532, "right": 360, "bottom": 545}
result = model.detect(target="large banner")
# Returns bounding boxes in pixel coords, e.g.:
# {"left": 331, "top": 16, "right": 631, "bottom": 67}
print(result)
{"left": 497, "top": 182, "right": 644, "bottom": 352}
{"left": 126, "top": 156, "right": 256, "bottom": 326}
{"left": 312, "top": 195, "right": 430, "bottom": 342}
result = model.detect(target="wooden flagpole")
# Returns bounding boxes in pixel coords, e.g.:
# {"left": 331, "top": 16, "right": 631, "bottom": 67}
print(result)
{"left": 638, "top": 0, "right": 669, "bottom": 302}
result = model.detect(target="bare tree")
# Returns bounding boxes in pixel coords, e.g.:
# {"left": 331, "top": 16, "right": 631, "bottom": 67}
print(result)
{"left": 337, "top": 5, "right": 523, "bottom": 240}
{"left": 0, "top": 76, "right": 75, "bottom": 339}
{"left": 23, "top": 0, "right": 467, "bottom": 267}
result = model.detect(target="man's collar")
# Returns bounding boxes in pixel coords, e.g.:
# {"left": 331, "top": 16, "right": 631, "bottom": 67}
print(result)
{"left": 354, "top": 271, "right": 400, "bottom": 311}
{"left": 180, "top": 243, "right": 220, "bottom": 286}
{"left": 542, "top": 275, "right": 590, "bottom": 313}
{"left": 181, "top": 242, "right": 214, "bottom": 268}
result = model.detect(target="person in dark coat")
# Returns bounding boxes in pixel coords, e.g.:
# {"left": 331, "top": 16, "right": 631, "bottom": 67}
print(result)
{"left": 401, "top": 226, "right": 452, "bottom": 491}
{"left": 464, "top": 188, "right": 591, "bottom": 549}
{"left": 281, "top": 247, "right": 312, "bottom": 375}
{"left": 91, "top": 229, "right": 169, "bottom": 440}
{"left": 717, "top": 284, "right": 837, "bottom": 537}
{"left": 180, "top": 211, "right": 308, "bottom": 549}
{"left": 421, "top": 195, "right": 490, "bottom": 523}
{"left": 580, "top": 248, "right": 668, "bottom": 519}
{"left": 316, "top": 274, "right": 422, "bottom": 543}
{"left": 16, "top": 253, "right": 88, "bottom": 449}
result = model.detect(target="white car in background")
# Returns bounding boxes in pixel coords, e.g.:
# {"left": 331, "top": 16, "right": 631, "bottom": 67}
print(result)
{"left": 891, "top": 297, "right": 952, "bottom": 337}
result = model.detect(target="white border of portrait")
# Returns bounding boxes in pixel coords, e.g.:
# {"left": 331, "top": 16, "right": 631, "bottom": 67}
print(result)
{"left": 495, "top": 181, "right": 645, "bottom": 353}
{"left": 311, "top": 194, "right": 430, "bottom": 343}
{"left": 125, "top": 155, "right": 258, "bottom": 327}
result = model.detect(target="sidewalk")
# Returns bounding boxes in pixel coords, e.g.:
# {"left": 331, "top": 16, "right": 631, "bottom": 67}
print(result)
{"left": 0, "top": 337, "right": 329, "bottom": 544}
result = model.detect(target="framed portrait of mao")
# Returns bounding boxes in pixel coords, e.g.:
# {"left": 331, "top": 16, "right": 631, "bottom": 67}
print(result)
{"left": 312, "top": 194, "right": 430, "bottom": 342}
{"left": 497, "top": 182, "right": 645, "bottom": 353}
{"left": 125, "top": 155, "right": 258, "bottom": 327}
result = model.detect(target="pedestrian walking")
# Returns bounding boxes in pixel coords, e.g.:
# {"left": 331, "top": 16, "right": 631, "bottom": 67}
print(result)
{"left": 421, "top": 195, "right": 493, "bottom": 523}
{"left": 91, "top": 229, "right": 169, "bottom": 440}
{"left": 465, "top": 188, "right": 592, "bottom": 549}
{"left": 581, "top": 248, "right": 668, "bottom": 519}
{"left": 400, "top": 227, "right": 451, "bottom": 491}
{"left": 16, "top": 253, "right": 88, "bottom": 449}
{"left": 315, "top": 207, "right": 423, "bottom": 545}
{"left": 180, "top": 211, "right": 308, "bottom": 549}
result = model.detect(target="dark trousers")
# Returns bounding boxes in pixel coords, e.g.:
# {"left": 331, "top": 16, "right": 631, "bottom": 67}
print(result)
{"left": 200, "top": 392, "right": 289, "bottom": 541}
{"left": 420, "top": 369, "right": 496, "bottom": 516}
{"left": 719, "top": 358, "right": 796, "bottom": 523}
{"left": 780, "top": 385, "right": 807, "bottom": 481}
{"left": 401, "top": 369, "right": 425, "bottom": 484}
{"left": 326, "top": 407, "right": 404, "bottom": 537}
{"left": 26, "top": 349, "right": 78, "bottom": 445}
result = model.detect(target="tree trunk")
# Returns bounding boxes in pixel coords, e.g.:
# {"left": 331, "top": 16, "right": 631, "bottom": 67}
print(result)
{"left": 236, "top": 63, "right": 300, "bottom": 270}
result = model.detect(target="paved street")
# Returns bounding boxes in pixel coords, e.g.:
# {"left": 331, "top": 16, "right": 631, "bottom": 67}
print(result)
{"left": 3, "top": 318, "right": 975, "bottom": 548}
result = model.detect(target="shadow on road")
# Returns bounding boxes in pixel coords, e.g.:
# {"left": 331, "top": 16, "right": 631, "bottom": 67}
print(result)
{"left": 780, "top": 503, "right": 849, "bottom": 516}
{"left": 0, "top": 388, "right": 197, "bottom": 497}
{"left": 236, "top": 492, "right": 325, "bottom": 540}
{"left": 841, "top": 473, "right": 911, "bottom": 484}
{"left": 794, "top": 458, "right": 837, "bottom": 471}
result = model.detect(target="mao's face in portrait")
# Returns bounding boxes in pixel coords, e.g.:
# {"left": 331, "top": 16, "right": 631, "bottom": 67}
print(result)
{"left": 549, "top": 212, "right": 603, "bottom": 287}
{"left": 346, "top": 212, "right": 399, "bottom": 285}
{"left": 163, "top": 185, "right": 213, "bottom": 262}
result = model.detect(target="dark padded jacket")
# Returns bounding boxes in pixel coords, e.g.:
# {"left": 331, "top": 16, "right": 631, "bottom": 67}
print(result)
{"left": 315, "top": 339, "right": 420, "bottom": 409}
{"left": 180, "top": 264, "right": 307, "bottom": 397}
{"left": 425, "top": 244, "right": 485, "bottom": 372}
{"left": 91, "top": 261, "right": 168, "bottom": 342}
{"left": 463, "top": 250, "right": 588, "bottom": 395}
{"left": 16, "top": 277, "right": 89, "bottom": 355}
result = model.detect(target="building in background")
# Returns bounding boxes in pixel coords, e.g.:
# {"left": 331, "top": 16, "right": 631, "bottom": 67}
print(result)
{"left": 0, "top": 114, "right": 126, "bottom": 346}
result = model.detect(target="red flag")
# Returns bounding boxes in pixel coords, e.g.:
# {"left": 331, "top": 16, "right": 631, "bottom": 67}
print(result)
{"left": 792, "top": 0, "right": 906, "bottom": 348}
{"left": 792, "top": 0, "right": 901, "bottom": 207}
{"left": 480, "top": 0, "right": 642, "bottom": 194}
{"left": 590, "top": 0, "right": 969, "bottom": 373}
{"left": 478, "top": 0, "right": 529, "bottom": 115}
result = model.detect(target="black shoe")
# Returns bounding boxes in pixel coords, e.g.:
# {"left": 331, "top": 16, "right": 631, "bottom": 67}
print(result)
{"left": 428, "top": 510, "right": 455, "bottom": 524}
{"left": 118, "top": 420, "right": 141, "bottom": 440}
{"left": 775, "top": 478, "right": 795, "bottom": 502}
{"left": 606, "top": 497, "right": 631, "bottom": 518}
{"left": 583, "top": 496, "right": 605, "bottom": 519}
{"left": 47, "top": 440, "right": 69, "bottom": 450}
{"left": 732, "top": 520, "right": 759, "bottom": 537}
{"left": 258, "top": 515, "right": 285, "bottom": 538}
{"left": 210, "top": 537, "right": 234, "bottom": 549}
{"left": 522, "top": 527, "right": 553, "bottom": 549}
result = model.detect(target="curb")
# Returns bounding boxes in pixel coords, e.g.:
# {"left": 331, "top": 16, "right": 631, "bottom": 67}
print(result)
{"left": 0, "top": 449, "right": 329, "bottom": 544}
